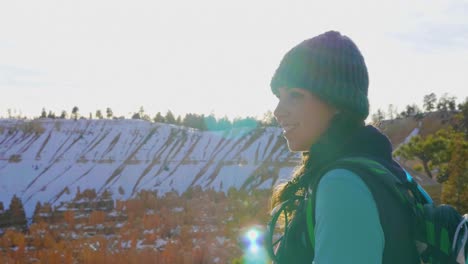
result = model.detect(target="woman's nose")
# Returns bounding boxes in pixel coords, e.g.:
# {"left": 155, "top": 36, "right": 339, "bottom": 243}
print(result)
{"left": 273, "top": 100, "right": 287, "bottom": 122}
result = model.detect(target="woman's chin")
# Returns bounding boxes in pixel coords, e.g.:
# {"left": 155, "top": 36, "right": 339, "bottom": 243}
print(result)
{"left": 286, "top": 141, "right": 307, "bottom": 152}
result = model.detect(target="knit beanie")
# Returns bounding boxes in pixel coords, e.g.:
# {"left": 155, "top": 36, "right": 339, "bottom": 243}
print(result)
{"left": 270, "top": 31, "right": 369, "bottom": 121}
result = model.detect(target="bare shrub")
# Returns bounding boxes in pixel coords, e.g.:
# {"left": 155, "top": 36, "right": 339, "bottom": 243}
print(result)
{"left": 16, "top": 121, "right": 46, "bottom": 134}
{"left": 8, "top": 154, "right": 22, "bottom": 163}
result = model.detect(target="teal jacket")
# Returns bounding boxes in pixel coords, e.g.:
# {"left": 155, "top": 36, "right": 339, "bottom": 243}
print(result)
{"left": 314, "top": 169, "right": 384, "bottom": 264}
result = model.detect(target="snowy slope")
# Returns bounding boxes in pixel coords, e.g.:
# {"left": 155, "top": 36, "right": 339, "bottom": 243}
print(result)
{"left": 0, "top": 119, "right": 300, "bottom": 216}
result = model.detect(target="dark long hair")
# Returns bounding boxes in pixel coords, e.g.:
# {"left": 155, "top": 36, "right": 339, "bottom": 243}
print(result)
{"left": 270, "top": 112, "right": 364, "bottom": 216}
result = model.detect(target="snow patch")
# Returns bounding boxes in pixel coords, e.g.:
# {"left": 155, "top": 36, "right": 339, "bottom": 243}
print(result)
{"left": 0, "top": 119, "right": 297, "bottom": 218}
{"left": 403, "top": 128, "right": 420, "bottom": 144}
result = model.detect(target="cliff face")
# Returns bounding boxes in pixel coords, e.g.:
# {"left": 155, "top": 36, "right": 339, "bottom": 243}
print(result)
{"left": 0, "top": 119, "right": 299, "bottom": 216}
{"left": 1, "top": 113, "right": 452, "bottom": 216}
{"left": 378, "top": 111, "right": 457, "bottom": 149}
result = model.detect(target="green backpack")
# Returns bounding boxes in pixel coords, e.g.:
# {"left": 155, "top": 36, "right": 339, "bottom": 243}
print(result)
{"left": 305, "top": 157, "right": 468, "bottom": 264}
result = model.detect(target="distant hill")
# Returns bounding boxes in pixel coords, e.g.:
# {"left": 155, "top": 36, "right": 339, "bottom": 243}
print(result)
{"left": 0, "top": 113, "right": 455, "bottom": 216}
{"left": 0, "top": 119, "right": 298, "bottom": 217}
{"left": 376, "top": 111, "right": 459, "bottom": 202}
{"left": 378, "top": 111, "right": 458, "bottom": 148}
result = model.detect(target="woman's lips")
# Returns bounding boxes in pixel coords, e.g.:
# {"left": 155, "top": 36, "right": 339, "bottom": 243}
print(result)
{"left": 281, "top": 124, "right": 298, "bottom": 135}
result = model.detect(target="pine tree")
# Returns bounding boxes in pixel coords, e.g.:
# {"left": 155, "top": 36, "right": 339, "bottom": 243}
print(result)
{"left": 217, "top": 116, "right": 232, "bottom": 130}
{"left": 232, "top": 116, "right": 257, "bottom": 129}
{"left": 60, "top": 110, "right": 67, "bottom": 119}
{"left": 199, "top": 114, "right": 207, "bottom": 130}
{"left": 423, "top": 93, "right": 437, "bottom": 112}
{"left": 205, "top": 114, "right": 217, "bottom": 130}
{"left": 41, "top": 108, "right": 47, "bottom": 118}
{"left": 47, "top": 111, "right": 56, "bottom": 119}
{"left": 165, "top": 110, "right": 176, "bottom": 124}
{"left": 106, "top": 107, "right": 113, "bottom": 119}
{"left": 95, "top": 110, "right": 103, "bottom": 119}
{"left": 32, "top": 201, "right": 42, "bottom": 223}
{"left": 394, "top": 133, "right": 448, "bottom": 179}
{"left": 131, "top": 112, "right": 141, "bottom": 119}
{"left": 153, "top": 112, "right": 165, "bottom": 123}
{"left": 8, "top": 195, "right": 27, "bottom": 229}
{"left": 71, "top": 106, "right": 79, "bottom": 120}
{"left": 437, "top": 93, "right": 457, "bottom": 112}
{"left": 176, "top": 115, "right": 182, "bottom": 125}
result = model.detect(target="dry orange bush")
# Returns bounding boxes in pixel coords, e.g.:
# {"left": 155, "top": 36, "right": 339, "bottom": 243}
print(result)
{"left": 0, "top": 188, "right": 271, "bottom": 263}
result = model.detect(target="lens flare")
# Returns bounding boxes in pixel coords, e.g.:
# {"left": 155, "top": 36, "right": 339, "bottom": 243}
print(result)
{"left": 250, "top": 244, "right": 259, "bottom": 253}
{"left": 247, "top": 229, "right": 259, "bottom": 242}
{"left": 240, "top": 226, "right": 268, "bottom": 263}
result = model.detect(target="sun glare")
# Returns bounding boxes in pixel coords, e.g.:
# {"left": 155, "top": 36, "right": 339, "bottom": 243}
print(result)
{"left": 240, "top": 226, "right": 269, "bottom": 263}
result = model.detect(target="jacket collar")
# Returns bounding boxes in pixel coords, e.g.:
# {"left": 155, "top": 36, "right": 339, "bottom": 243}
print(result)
{"left": 305, "top": 115, "right": 406, "bottom": 182}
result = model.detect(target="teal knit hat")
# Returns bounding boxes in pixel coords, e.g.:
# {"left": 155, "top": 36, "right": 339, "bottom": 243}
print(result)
{"left": 271, "top": 31, "right": 369, "bottom": 121}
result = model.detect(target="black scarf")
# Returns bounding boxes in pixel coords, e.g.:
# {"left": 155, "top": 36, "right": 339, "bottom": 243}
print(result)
{"left": 304, "top": 114, "right": 407, "bottom": 183}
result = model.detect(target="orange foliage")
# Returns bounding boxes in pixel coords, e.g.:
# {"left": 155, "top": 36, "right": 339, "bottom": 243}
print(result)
{"left": 89, "top": 211, "right": 106, "bottom": 225}
{"left": 142, "top": 214, "right": 159, "bottom": 229}
{"left": 0, "top": 188, "right": 270, "bottom": 263}
{"left": 64, "top": 210, "right": 75, "bottom": 226}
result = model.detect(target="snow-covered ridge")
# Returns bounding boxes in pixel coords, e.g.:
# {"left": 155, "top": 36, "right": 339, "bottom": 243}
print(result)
{"left": 0, "top": 119, "right": 300, "bottom": 216}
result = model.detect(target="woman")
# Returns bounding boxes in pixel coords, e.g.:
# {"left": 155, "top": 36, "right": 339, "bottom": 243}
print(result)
{"left": 267, "top": 31, "right": 419, "bottom": 263}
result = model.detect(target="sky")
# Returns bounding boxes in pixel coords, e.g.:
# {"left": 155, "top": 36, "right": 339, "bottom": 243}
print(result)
{"left": 0, "top": 0, "right": 467, "bottom": 120}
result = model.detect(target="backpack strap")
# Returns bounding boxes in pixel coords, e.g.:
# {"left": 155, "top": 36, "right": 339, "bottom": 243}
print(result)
{"left": 306, "top": 196, "right": 315, "bottom": 250}
{"left": 453, "top": 214, "right": 467, "bottom": 264}
{"left": 305, "top": 156, "right": 416, "bottom": 251}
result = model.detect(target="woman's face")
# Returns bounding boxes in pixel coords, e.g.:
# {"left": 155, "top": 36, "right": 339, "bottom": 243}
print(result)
{"left": 274, "top": 87, "right": 337, "bottom": 152}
